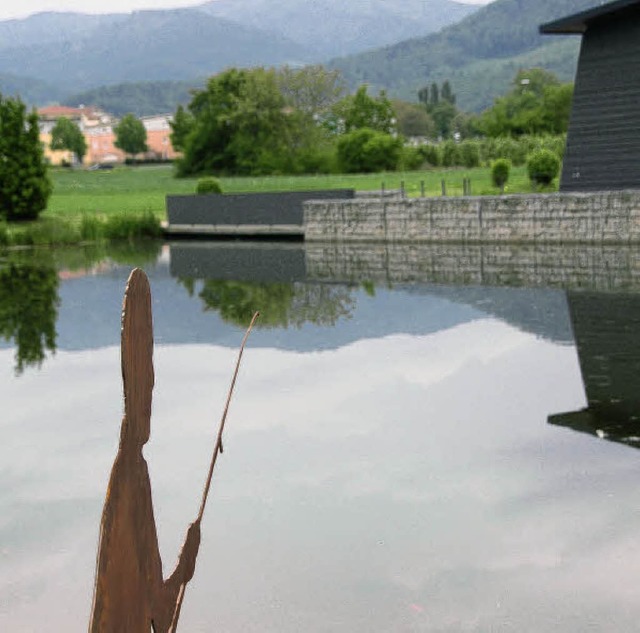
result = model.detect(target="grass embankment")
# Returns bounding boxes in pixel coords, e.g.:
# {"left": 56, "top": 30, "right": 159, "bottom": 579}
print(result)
{"left": 2, "top": 163, "right": 547, "bottom": 247}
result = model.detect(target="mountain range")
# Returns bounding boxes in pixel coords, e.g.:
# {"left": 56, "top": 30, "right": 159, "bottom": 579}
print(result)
{"left": 330, "top": 0, "right": 598, "bottom": 111}
{"left": 0, "top": 0, "right": 597, "bottom": 114}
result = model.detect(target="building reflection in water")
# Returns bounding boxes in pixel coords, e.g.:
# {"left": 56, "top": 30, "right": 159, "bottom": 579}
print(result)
{"left": 550, "top": 292, "right": 640, "bottom": 449}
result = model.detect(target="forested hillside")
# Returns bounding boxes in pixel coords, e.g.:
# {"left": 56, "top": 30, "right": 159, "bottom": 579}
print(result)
{"left": 0, "top": 9, "right": 312, "bottom": 97}
{"left": 62, "top": 80, "right": 204, "bottom": 117}
{"left": 330, "top": 0, "right": 596, "bottom": 111}
{"left": 200, "top": 0, "right": 478, "bottom": 58}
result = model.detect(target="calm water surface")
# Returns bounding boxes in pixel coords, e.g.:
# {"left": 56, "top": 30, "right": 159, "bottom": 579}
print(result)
{"left": 2, "top": 242, "right": 640, "bottom": 631}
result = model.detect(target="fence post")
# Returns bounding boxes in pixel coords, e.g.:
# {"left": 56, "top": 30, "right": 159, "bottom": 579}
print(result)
{"left": 441, "top": 179, "right": 447, "bottom": 197}
{"left": 420, "top": 180, "right": 425, "bottom": 198}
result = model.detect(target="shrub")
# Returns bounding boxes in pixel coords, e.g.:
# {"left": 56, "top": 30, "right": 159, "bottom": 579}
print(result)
{"left": 459, "top": 140, "right": 481, "bottom": 168}
{"left": 440, "top": 140, "right": 461, "bottom": 167}
{"left": 418, "top": 144, "right": 441, "bottom": 167}
{"left": 196, "top": 177, "right": 223, "bottom": 194}
{"left": 398, "top": 146, "right": 425, "bottom": 171}
{"left": 491, "top": 158, "right": 511, "bottom": 193}
{"left": 337, "top": 128, "right": 402, "bottom": 173}
{"left": 527, "top": 149, "right": 561, "bottom": 187}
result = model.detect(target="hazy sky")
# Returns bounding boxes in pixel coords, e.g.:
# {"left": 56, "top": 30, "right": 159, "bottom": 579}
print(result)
{"left": 0, "top": 0, "right": 493, "bottom": 22}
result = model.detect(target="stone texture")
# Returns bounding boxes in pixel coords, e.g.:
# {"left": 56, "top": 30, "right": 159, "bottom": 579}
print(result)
{"left": 304, "top": 191, "right": 640, "bottom": 244}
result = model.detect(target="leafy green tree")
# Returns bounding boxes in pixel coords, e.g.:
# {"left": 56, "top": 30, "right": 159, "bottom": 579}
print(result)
{"left": 178, "top": 67, "right": 295, "bottom": 176}
{"left": 418, "top": 80, "right": 459, "bottom": 138}
{"left": 0, "top": 253, "right": 59, "bottom": 374}
{"left": 169, "top": 104, "right": 194, "bottom": 152}
{"left": 50, "top": 117, "right": 87, "bottom": 163}
{"left": 392, "top": 99, "right": 435, "bottom": 137}
{"left": 337, "top": 127, "right": 403, "bottom": 173}
{"left": 277, "top": 64, "right": 345, "bottom": 118}
{"left": 330, "top": 85, "right": 397, "bottom": 135}
{"left": 275, "top": 65, "right": 344, "bottom": 174}
{"left": 0, "top": 94, "right": 51, "bottom": 221}
{"left": 114, "top": 113, "right": 148, "bottom": 157}
{"left": 441, "top": 80, "right": 456, "bottom": 106}
{"left": 480, "top": 68, "right": 573, "bottom": 137}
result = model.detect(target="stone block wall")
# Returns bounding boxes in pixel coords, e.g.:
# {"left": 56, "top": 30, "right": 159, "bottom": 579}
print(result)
{"left": 304, "top": 191, "right": 640, "bottom": 243}
{"left": 304, "top": 242, "right": 640, "bottom": 292}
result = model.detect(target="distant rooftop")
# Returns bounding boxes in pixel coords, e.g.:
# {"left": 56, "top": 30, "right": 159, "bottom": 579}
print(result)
{"left": 540, "top": 0, "right": 640, "bottom": 34}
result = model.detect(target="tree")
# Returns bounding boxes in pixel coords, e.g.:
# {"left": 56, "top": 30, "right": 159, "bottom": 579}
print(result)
{"left": 330, "top": 85, "right": 397, "bottom": 135}
{"left": 392, "top": 100, "right": 435, "bottom": 138}
{"left": 418, "top": 80, "right": 459, "bottom": 139}
{"left": 277, "top": 65, "right": 345, "bottom": 118}
{"left": 114, "top": 113, "right": 148, "bottom": 158}
{"left": 479, "top": 68, "right": 573, "bottom": 137}
{"left": 169, "top": 105, "right": 194, "bottom": 152}
{"left": 337, "top": 127, "right": 402, "bottom": 173}
{"left": 178, "top": 67, "right": 296, "bottom": 176}
{"left": 50, "top": 116, "right": 87, "bottom": 163}
{"left": 0, "top": 94, "right": 52, "bottom": 221}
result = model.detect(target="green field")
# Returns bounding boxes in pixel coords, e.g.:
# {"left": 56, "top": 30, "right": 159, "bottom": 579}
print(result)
{"left": 0, "top": 163, "right": 548, "bottom": 247}
{"left": 45, "top": 163, "right": 541, "bottom": 221}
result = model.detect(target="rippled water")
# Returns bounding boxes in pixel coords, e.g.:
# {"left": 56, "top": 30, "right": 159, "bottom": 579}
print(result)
{"left": 2, "top": 241, "right": 640, "bottom": 631}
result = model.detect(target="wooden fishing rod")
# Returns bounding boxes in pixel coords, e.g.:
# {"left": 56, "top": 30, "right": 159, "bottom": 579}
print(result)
{"left": 169, "top": 311, "right": 260, "bottom": 633}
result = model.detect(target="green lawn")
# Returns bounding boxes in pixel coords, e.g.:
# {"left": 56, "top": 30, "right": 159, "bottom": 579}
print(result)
{"left": 45, "top": 163, "right": 542, "bottom": 222}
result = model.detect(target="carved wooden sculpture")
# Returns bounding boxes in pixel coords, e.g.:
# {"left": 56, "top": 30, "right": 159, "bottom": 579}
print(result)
{"left": 89, "top": 269, "right": 200, "bottom": 632}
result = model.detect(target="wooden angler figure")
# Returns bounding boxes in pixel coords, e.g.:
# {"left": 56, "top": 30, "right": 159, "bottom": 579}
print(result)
{"left": 89, "top": 268, "right": 200, "bottom": 632}
{"left": 89, "top": 268, "right": 258, "bottom": 632}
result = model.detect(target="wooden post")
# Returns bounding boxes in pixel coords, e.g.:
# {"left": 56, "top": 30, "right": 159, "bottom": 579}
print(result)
{"left": 441, "top": 179, "right": 447, "bottom": 197}
{"left": 420, "top": 180, "right": 425, "bottom": 197}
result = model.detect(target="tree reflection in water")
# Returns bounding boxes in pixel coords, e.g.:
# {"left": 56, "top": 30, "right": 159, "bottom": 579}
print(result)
{"left": 0, "top": 252, "right": 59, "bottom": 374}
{"left": 179, "top": 279, "right": 356, "bottom": 328}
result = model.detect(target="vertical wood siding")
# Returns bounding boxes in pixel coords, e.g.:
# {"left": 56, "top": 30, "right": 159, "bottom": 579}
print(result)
{"left": 561, "top": 11, "right": 640, "bottom": 191}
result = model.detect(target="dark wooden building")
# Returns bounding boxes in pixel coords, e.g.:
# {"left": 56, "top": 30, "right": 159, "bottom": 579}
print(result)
{"left": 541, "top": 0, "right": 640, "bottom": 191}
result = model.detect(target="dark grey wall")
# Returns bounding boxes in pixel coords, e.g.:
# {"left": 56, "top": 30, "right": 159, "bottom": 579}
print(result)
{"left": 169, "top": 242, "right": 307, "bottom": 282}
{"left": 167, "top": 189, "right": 354, "bottom": 226}
{"left": 561, "top": 10, "right": 640, "bottom": 191}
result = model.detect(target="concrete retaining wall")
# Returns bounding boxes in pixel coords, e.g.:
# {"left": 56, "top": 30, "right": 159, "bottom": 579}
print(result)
{"left": 304, "top": 191, "right": 640, "bottom": 243}
{"left": 167, "top": 189, "right": 354, "bottom": 226}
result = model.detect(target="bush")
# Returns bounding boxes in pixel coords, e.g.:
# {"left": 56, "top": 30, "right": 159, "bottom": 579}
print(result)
{"left": 459, "top": 140, "right": 481, "bottom": 168}
{"left": 527, "top": 149, "right": 561, "bottom": 187}
{"left": 398, "top": 146, "right": 425, "bottom": 171}
{"left": 440, "top": 140, "right": 461, "bottom": 167}
{"left": 337, "top": 128, "right": 403, "bottom": 173}
{"left": 491, "top": 158, "right": 511, "bottom": 192}
{"left": 196, "top": 177, "right": 223, "bottom": 194}
{"left": 418, "top": 144, "right": 441, "bottom": 167}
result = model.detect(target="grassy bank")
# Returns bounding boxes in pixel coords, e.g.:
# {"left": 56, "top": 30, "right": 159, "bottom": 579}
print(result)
{"left": 46, "top": 163, "right": 540, "bottom": 219}
{"left": 2, "top": 163, "right": 549, "bottom": 247}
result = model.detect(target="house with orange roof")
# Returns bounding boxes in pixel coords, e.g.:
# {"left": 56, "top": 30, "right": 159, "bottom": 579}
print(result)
{"left": 38, "top": 107, "right": 179, "bottom": 166}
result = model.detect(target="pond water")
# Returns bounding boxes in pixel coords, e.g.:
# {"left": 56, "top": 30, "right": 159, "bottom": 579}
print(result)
{"left": 2, "top": 241, "right": 640, "bottom": 631}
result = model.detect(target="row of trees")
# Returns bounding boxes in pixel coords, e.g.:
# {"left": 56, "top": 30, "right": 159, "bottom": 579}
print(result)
{"left": 50, "top": 113, "right": 149, "bottom": 164}
{"left": 171, "top": 66, "right": 403, "bottom": 176}
{"left": 171, "top": 65, "right": 573, "bottom": 178}
{"left": 413, "top": 69, "right": 573, "bottom": 141}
